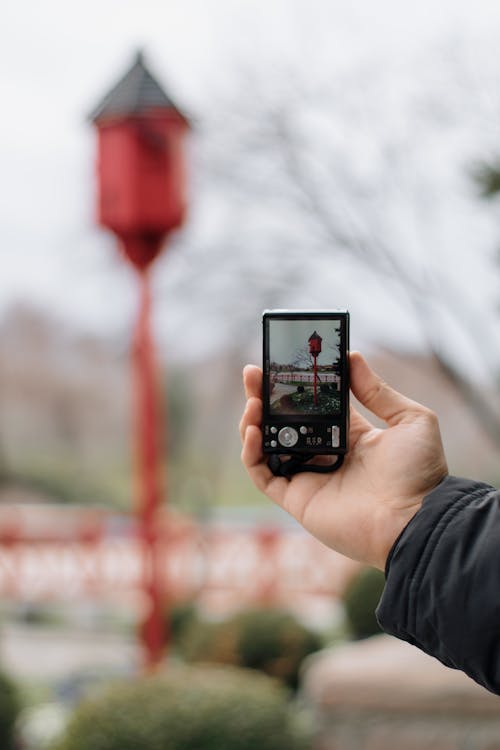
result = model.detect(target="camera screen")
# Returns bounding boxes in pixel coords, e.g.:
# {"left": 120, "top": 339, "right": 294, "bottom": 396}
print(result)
{"left": 268, "top": 318, "right": 343, "bottom": 416}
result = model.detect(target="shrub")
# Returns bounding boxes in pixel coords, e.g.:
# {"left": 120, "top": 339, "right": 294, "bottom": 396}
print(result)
{"left": 179, "top": 608, "right": 322, "bottom": 689}
{"left": 0, "top": 670, "right": 20, "bottom": 750}
{"left": 343, "top": 566, "right": 385, "bottom": 639}
{"left": 169, "top": 601, "right": 199, "bottom": 645}
{"left": 51, "top": 664, "right": 310, "bottom": 750}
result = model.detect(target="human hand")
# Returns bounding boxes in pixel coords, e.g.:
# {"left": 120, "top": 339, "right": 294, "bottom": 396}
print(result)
{"left": 239, "top": 352, "right": 448, "bottom": 570}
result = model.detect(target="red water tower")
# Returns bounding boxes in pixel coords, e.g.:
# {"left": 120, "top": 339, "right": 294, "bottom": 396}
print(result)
{"left": 91, "top": 50, "right": 189, "bottom": 269}
{"left": 90, "top": 51, "right": 190, "bottom": 670}
{"left": 308, "top": 331, "right": 322, "bottom": 407}
{"left": 308, "top": 331, "right": 322, "bottom": 356}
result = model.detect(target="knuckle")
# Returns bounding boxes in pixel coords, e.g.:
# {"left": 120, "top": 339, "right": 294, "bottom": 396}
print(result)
{"left": 364, "top": 379, "right": 387, "bottom": 405}
{"left": 415, "top": 405, "right": 438, "bottom": 425}
{"left": 423, "top": 407, "right": 438, "bottom": 425}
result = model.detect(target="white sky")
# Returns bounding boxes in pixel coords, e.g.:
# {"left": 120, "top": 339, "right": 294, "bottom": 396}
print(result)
{"left": 269, "top": 319, "right": 340, "bottom": 366}
{"left": 2, "top": 0, "right": 500, "bottom": 368}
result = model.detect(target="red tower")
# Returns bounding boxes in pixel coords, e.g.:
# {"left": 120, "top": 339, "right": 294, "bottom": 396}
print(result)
{"left": 91, "top": 50, "right": 189, "bottom": 269}
{"left": 90, "top": 51, "right": 190, "bottom": 670}
{"left": 308, "top": 331, "right": 322, "bottom": 407}
{"left": 308, "top": 331, "right": 322, "bottom": 356}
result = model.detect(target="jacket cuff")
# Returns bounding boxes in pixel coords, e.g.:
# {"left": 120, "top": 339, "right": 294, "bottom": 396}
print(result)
{"left": 376, "top": 475, "right": 493, "bottom": 646}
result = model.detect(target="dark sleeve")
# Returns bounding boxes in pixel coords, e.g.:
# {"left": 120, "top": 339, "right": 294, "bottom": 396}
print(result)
{"left": 376, "top": 475, "right": 500, "bottom": 695}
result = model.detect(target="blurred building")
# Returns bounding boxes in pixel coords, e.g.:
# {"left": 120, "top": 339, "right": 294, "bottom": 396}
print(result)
{"left": 0, "top": 304, "right": 498, "bottom": 507}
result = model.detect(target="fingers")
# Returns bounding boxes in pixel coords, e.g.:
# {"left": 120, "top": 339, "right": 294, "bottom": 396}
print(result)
{"left": 239, "top": 396, "right": 261, "bottom": 443}
{"left": 240, "top": 366, "right": 320, "bottom": 509}
{"left": 240, "top": 424, "right": 267, "bottom": 478}
{"left": 241, "top": 424, "right": 291, "bottom": 508}
{"left": 243, "top": 364, "right": 262, "bottom": 399}
{"left": 350, "top": 351, "right": 426, "bottom": 426}
{"left": 239, "top": 364, "right": 263, "bottom": 443}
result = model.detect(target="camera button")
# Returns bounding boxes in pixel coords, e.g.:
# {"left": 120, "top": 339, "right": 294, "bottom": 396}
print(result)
{"left": 270, "top": 426, "right": 278, "bottom": 434}
{"left": 270, "top": 440, "right": 278, "bottom": 448}
{"left": 278, "top": 427, "right": 299, "bottom": 448}
{"left": 331, "top": 426, "right": 340, "bottom": 447}
{"left": 299, "top": 426, "right": 307, "bottom": 435}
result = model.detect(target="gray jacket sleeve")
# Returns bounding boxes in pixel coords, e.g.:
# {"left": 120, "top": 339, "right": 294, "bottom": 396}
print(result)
{"left": 376, "top": 475, "right": 500, "bottom": 695}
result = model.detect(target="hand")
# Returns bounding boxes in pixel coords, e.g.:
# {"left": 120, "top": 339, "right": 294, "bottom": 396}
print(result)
{"left": 239, "top": 351, "right": 448, "bottom": 570}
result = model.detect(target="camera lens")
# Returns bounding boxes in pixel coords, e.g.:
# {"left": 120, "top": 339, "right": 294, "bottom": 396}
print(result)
{"left": 278, "top": 427, "right": 299, "bottom": 448}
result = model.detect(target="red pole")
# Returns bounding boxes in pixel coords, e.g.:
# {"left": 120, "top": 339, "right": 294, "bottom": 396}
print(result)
{"left": 256, "top": 528, "right": 280, "bottom": 606}
{"left": 313, "top": 354, "right": 318, "bottom": 406}
{"left": 133, "top": 268, "right": 166, "bottom": 670}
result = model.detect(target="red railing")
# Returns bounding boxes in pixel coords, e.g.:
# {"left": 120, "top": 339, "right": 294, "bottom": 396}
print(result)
{"left": 0, "top": 505, "right": 359, "bottom": 612}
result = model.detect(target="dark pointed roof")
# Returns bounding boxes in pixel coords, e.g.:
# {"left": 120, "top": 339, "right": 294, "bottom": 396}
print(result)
{"left": 308, "top": 331, "right": 322, "bottom": 341}
{"left": 90, "top": 50, "right": 187, "bottom": 123}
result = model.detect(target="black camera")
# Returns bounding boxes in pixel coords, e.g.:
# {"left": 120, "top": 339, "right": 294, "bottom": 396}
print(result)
{"left": 262, "top": 310, "right": 349, "bottom": 459}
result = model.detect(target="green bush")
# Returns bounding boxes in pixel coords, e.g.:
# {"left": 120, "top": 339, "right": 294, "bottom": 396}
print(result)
{"left": 0, "top": 670, "right": 21, "bottom": 750}
{"left": 169, "top": 601, "right": 199, "bottom": 644}
{"left": 51, "top": 664, "right": 310, "bottom": 750}
{"left": 178, "top": 608, "right": 322, "bottom": 689}
{"left": 343, "top": 566, "right": 385, "bottom": 639}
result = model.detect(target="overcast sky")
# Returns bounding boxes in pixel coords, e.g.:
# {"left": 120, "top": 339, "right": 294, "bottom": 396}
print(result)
{"left": 269, "top": 319, "right": 340, "bottom": 366}
{"left": 3, "top": 0, "right": 500, "bottom": 369}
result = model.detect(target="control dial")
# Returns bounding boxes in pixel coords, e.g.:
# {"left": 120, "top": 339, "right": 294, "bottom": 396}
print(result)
{"left": 278, "top": 426, "right": 299, "bottom": 448}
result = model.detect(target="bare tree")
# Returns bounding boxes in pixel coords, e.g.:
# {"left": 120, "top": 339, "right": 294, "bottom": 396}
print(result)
{"left": 291, "top": 347, "right": 313, "bottom": 370}
{"left": 159, "top": 45, "right": 500, "bottom": 449}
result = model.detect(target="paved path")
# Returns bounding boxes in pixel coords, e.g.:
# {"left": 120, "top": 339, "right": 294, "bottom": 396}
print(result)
{"left": 270, "top": 383, "right": 304, "bottom": 412}
{"left": 0, "top": 622, "right": 139, "bottom": 681}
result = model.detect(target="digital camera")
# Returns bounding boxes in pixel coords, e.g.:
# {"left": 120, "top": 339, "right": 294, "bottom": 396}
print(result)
{"left": 262, "top": 310, "right": 349, "bottom": 457}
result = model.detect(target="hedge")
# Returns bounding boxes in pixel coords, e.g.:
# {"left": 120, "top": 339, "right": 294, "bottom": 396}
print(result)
{"left": 51, "top": 664, "right": 310, "bottom": 750}
{"left": 177, "top": 607, "right": 322, "bottom": 689}
{"left": 343, "top": 566, "right": 385, "bottom": 639}
{"left": 0, "top": 669, "right": 20, "bottom": 750}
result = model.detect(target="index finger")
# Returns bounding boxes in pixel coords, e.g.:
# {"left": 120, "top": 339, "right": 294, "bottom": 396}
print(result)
{"left": 243, "top": 365, "right": 262, "bottom": 400}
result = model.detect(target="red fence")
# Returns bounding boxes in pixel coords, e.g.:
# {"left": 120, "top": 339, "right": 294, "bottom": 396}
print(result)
{"left": 0, "top": 505, "right": 359, "bottom": 615}
{"left": 272, "top": 371, "right": 340, "bottom": 385}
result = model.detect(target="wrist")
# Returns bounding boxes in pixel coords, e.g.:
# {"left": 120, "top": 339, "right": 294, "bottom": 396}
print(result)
{"left": 374, "top": 501, "right": 424, "bottom": 572}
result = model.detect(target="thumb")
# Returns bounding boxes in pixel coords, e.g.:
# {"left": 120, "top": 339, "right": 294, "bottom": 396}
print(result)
{"left": 350, "top": 351, "right": 426, "bottom": 426}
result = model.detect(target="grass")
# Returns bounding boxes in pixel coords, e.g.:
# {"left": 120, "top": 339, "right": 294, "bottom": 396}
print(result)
{"left": 272, "top": 389, "right": 341, "bottom": 415}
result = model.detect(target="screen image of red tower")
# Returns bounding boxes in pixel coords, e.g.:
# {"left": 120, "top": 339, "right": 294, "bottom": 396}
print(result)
{"left": 268, "top": 319, "right": 342, "bottom": 416}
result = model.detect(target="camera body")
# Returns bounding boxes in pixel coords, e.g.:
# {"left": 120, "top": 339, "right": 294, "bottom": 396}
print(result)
{"left": 262, "top": 310, "right": 349, "bottom": 456}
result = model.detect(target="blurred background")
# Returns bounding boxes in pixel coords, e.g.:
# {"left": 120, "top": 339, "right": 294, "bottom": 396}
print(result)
{"left": 2, "top": 0, "right": 500, "bottom": 748}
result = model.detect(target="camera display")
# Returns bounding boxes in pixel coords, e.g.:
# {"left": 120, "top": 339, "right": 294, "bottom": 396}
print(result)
{"left": 262, "top": 310, "right": 349, "bottom": 456}
{"left": 268, "top": 318, "right": 342, "bottom": 416}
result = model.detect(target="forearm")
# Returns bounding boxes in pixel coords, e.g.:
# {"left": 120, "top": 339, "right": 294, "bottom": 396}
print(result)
{"left": 377, "top": 475, "right": 500, "bottom": 694}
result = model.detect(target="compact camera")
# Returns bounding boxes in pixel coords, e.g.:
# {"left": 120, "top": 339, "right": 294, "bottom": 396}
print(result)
{"left": 262, "top": 310, "right": 349, "bottom": 458}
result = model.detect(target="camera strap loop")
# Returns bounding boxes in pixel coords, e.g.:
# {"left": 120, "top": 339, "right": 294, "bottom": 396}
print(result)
{"left": 268, "top": 453, "right": 344, "bottom": 479}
